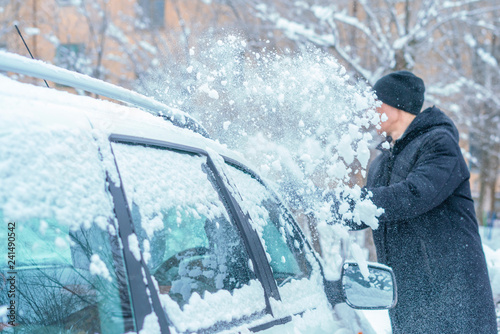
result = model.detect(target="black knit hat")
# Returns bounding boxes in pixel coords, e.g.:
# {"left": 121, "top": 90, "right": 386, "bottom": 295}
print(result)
{"left": 373, "top": 71, "right": 425, "bottom": 115}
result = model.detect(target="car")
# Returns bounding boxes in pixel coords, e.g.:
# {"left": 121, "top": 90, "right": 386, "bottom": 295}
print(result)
{"left": 0, "top": 51, "right": 396, "bottom": 334}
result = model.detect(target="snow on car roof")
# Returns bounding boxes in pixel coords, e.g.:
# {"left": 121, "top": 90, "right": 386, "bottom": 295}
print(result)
{"left": 0, "top": 50, "right": 209, "bottom": 137}
{"left": 0, "top": 70, "right": 246, "bottom": 165}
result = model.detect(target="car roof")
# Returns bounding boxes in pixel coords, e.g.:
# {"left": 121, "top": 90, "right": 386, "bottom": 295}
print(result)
{"left": 0, "top": 51, "right": 249, "bottom": 167}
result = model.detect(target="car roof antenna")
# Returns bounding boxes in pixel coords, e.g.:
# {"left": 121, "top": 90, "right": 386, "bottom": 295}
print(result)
{"left": 14, "top": 24, "right": 50, "bottom": 88}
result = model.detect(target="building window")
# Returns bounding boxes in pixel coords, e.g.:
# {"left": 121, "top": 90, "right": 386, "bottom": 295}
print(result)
{"left": 137, "top": 0, "right": 165, "bottom": 28}
{"left": 56, "top": 0, "right": 82, "bottom": 6}
{"left": 55, "top": 43, "right": 90, "bottom": 75}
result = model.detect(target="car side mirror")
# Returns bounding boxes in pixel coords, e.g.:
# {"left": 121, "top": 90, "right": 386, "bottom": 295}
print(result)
{"left": 324, "top": 261, "right": 397, "bottom": 310}
{"left": 342, "top": 261, "right": 397, "bottom": 309}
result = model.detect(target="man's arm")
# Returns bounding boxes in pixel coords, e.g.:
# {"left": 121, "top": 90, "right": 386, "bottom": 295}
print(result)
{"left": 367, "top": 132, "right": 468, "bottom": 222}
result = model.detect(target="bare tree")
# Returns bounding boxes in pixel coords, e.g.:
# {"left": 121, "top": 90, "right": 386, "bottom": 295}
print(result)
{"left": 246, "top": 0, "right": 500, "bottom": 80}
{"left": 243, "top": 0, "right": 500, "bottom": 220}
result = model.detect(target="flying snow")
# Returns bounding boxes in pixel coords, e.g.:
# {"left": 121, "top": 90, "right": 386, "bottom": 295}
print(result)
{"left": 139, "top": 34, "right": 384, "bottom": 275}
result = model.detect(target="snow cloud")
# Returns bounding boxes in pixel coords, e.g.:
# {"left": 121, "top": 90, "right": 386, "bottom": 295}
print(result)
{"left": 140, "top": 34, "right": 383, "bottom": 272}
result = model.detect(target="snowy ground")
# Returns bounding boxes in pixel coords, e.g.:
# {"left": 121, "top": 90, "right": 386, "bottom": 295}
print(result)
{"left": 481, "top": 222, "right": 500, "bottom": 333}
{"left": 361, "top": 310, "right": 391, "bottom": 334}
{"left": 360, "top": 223, "right": 500, "bottom": 334}
{"left": 481, "top": 221, "right": 500, "bottom": 251}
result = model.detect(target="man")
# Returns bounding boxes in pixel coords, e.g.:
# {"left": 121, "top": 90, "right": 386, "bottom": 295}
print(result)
{"left": 355, "top": 71, "right": 496, "bottom": 333}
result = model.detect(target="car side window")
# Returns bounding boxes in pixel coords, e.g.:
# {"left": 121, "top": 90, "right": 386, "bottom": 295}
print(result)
{"left": 0, "top": 127, "right": 131, "bottom": 334}
{"left": 111, "top": 142, "right": 267, "bottom": 332}
{"left": 224, "top": 165, "right": 312, "bottom": 286}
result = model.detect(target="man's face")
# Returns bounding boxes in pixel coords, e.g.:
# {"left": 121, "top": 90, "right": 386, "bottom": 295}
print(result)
{"left": 376, "top": 102, "right": 399, "bottom": 137}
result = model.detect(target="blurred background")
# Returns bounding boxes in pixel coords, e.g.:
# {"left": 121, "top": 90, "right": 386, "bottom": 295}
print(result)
{"left": 1, "top": 3, "right": 499, "bottom": 324}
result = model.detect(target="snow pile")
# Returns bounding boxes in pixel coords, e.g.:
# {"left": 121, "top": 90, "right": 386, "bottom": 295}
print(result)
{"left": 139, "top": 312, "right": 161, "bottom": 334}
{"left": 140, "top": 35, "right": 383, "bottom": 274}
{"left": 160, "top": 280, "right": 267, "bottom": 332}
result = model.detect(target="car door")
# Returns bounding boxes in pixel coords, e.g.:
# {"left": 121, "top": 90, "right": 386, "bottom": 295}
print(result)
{"left": 109, "top": 135, "right": 280, "bottom": 333}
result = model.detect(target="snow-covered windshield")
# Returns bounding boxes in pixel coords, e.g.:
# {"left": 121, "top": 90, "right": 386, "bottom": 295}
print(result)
{"left": 111, "top": 142, "right": 267, "bottom": 332}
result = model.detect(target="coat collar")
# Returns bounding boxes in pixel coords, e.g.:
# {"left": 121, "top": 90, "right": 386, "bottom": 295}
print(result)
{"left": 377, "top": 106, "right": 458, "bottom": 155}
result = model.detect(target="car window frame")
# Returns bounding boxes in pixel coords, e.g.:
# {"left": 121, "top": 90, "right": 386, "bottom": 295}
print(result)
{"left": 107, "top": 133, "right": 295, "bottom": 333}
{"left": 223, "top": 162, "right": 324, "bottom": 283}
{"left": 106, "top": 171, "right": 170, "bottom": 332}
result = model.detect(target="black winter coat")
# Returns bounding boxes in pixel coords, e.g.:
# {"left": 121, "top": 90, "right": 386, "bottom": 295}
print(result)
{"left": 365, "top": 106, "right": 496, "bottom": 334}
